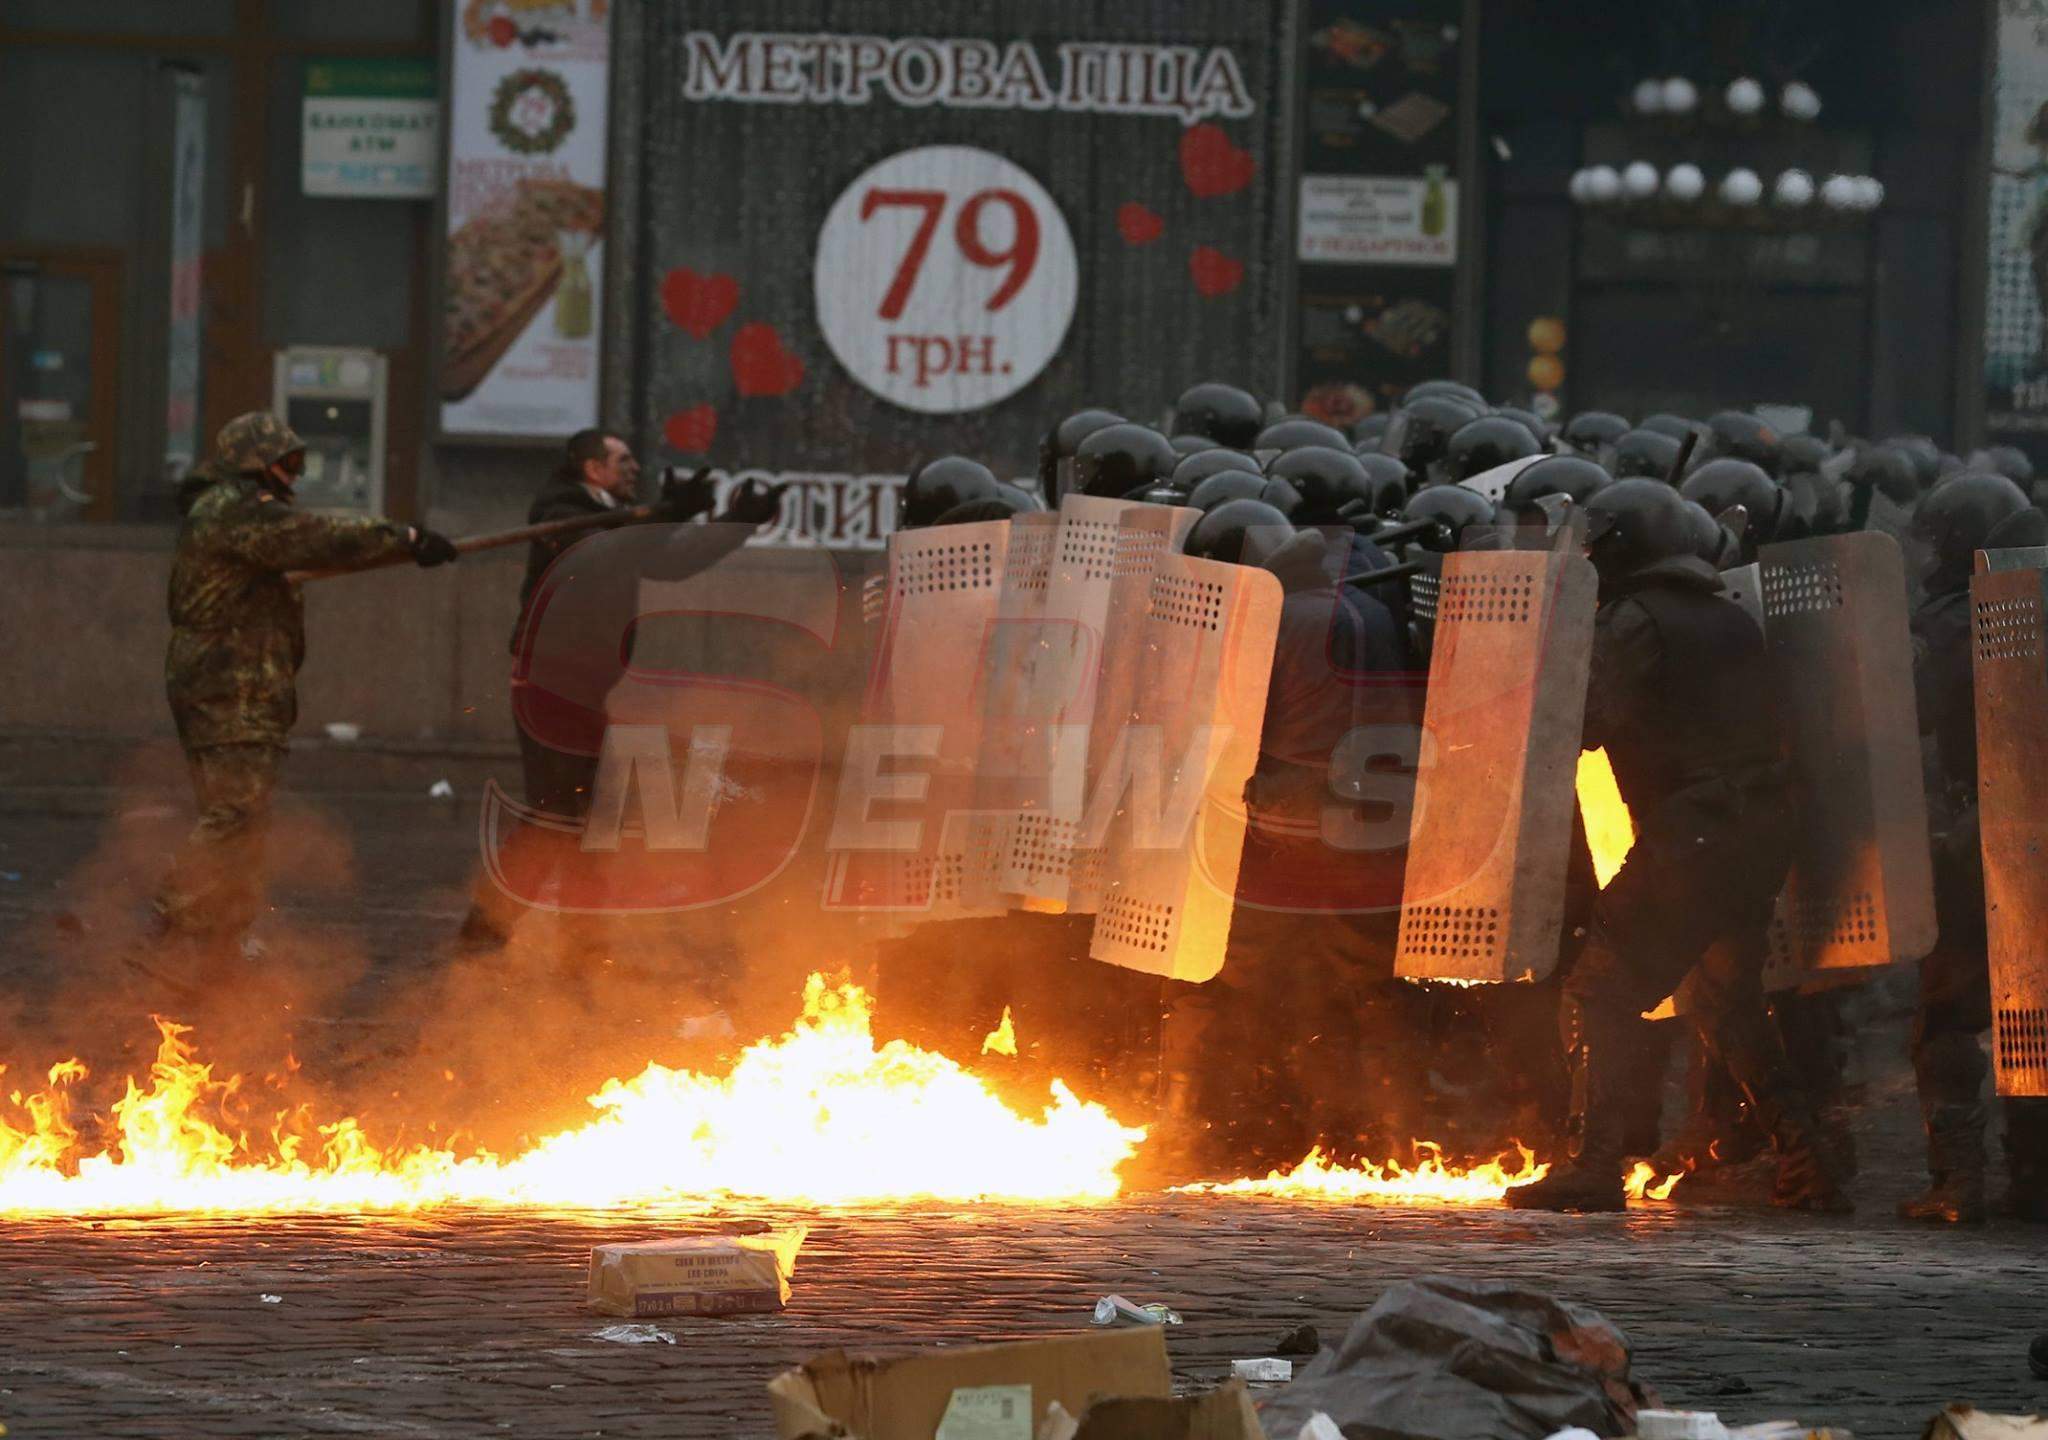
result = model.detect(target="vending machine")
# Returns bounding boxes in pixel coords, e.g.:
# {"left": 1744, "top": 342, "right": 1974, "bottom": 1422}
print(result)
{"left": 271, "top": 346, "right": 387, "bottom": 512}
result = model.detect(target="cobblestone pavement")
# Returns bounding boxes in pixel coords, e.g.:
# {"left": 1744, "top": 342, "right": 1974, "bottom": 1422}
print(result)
{"left": 1, "top": 760, "right": 2043, "bottom": 1439}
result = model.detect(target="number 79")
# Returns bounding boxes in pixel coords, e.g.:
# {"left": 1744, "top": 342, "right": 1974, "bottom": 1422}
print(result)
{"left": 859, "top": 188, "right": 1040, "bottom": 321}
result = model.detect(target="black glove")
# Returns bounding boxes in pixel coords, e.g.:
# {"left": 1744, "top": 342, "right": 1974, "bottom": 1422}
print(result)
{"left": 411, "top": 527, "right": 460, "bottom": 568}
{"left": 656, "top": 465, "right": 717, "bottom": 521}
{"left": 716, "top": 479, "right": 789, "bottom": 529}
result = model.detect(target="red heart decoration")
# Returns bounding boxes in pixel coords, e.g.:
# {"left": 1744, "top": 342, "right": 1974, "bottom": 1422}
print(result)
{"left": 1189, "top": 246, "right": 1245, "bottom": 299}
{"left": 663, "top": 404, "right": 718, "bottom": 453}
{"left": 1117, "top": 202, "right": 1165, "bottom": 247}
{"left": 1179, "top": 123, "right": 1256, "bottom": 200}
{"left": 730, "top": 322, "right": 804, "bottom": 398}
{"left": 660, "top": 268, "right": 739, "bottom": 340}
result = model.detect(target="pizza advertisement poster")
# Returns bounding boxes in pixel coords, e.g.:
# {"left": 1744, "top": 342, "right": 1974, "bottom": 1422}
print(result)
{"left": 439, "top": 0, "right": 612, "bottom": 439}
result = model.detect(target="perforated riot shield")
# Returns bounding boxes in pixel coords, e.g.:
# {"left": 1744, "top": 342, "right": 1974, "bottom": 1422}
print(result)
{"left": 1755, "top": 532, "right": 1935, "bottom": 972}
{"left": 1067, "top": 504, "right": 1202, "bottom": 915}
{"left": 975, "top": 496, "right": 1139, "bottom": 911}
{"left": 1396, "top": 544, "right": 1598, "bottom": 983}
{"left": 1971, "top": 559, "right": 2048, "bottom": 1097}
{"left": 1084, "top": 551, "right": 1282, "bottom": 982}
{"left": 825, "top": 520, "right": 1011, "bottom": 919}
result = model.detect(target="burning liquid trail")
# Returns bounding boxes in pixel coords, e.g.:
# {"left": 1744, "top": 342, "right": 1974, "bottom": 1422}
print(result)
{"left": 1176, "top": 1143, "right": 1548, "bottom": 1205}
{"left": 0, "top": 975, "right": 1142, "bottom": 1215}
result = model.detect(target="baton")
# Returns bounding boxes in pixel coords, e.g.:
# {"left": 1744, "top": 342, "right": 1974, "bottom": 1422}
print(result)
{"left": 288, "top": 504, "right": 656, "bottom": 583}
{"left": 1666, "top": 430, "right": 1699, "bottom": 486}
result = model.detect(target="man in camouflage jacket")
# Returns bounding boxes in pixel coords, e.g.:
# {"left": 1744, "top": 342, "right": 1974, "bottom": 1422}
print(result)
{"left": 153, "top": 411, "right": 458, "bottom": 956}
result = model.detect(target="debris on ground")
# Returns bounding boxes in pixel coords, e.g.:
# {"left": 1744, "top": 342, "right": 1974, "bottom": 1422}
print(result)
{"left": 591, "top": 1324, "right": 676, "bottom": 1345}
{"left": 588, "top": 1226, "right": 806, "bottom": 1318}
{"left": 257, "top": 1294, "right": 282, "bottom": 1304}
{"left": 1254, "top": 1276, "right": 1655, "bottom": 1440}
{"left": 1091, "top": 1293, "right": 1182, "bottom": 1326}
{"left": 1923, "top": 1406, "right": 2048, "bottom": 1440}
{"left": 1059, "top": 1381, "right": 1266, "bottom": 1439}
{"left": 769, "top": 1327, "right": 1170, "bottom": 1440}
{"left": 323, "top": 722, "right": 361, "bottom": 743}
{"left": 1233, "top": 1358, "right": 1294, "bottom": 1384}
{"left": 1273, "top": 1326, "right": 1320, "bottom": 1357}
{"left": 427, "top": 779, "right": 455, "bottom": 799}
{"left": 1637, "top": 1410, "right": 1728, "bottom": 1440}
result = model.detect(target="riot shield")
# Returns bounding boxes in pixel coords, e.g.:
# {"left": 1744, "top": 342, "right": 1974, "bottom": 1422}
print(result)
{"left": 1084, "top": 550, "right": 1282, "bottom": 981}
{"left": 1396, "top": 544, "right": 1598, "bottom": 983}
{"left": 1971, "top": 559, "right": 2048, "bottom": 1097}
{"left": 827, "top": 520, "right": 1012, "bottom": 920}
{"left": 1067, "top": 504, "right": 1203, "bottom": 914}
{"left": 1459, "top": 454, "right": 1545, "bottom": 507}
{"left": 1755, "top": 532, "right": 1935, "bottom": 971}
{"left": 976, "top": 496, "right": 1143, "bottom": 911}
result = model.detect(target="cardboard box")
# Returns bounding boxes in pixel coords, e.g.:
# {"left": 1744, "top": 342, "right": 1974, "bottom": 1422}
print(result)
{"left": 1065, "top": 1383, "right": 1268, "bottom": 1440}
{"left": 768, "top": 1327, "right": 1172, "bottom": 1440}
{"left": 587, "top": 1227, "right": 806, "bottom": 1318}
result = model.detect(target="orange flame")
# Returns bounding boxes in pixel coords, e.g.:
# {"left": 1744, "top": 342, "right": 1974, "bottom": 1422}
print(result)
{"left": 1576, "top": 748, "right": 1635, "bottom": 889}
{"left": 0, "top": 976, "right": 1144, "bottom": 1214}
{"left": 1175, "top": 1143, "right": 1549, "bottom": 1205}
{"left": 981, "top": 1006, "right": 1018, "bottom": 1057}
{"left": 1624, "top": 1161, "right": 1684, "bottom": 1201}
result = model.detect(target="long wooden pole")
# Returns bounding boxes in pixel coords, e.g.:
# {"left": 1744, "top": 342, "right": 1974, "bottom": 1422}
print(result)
{"left": 289, "top": 504, "right": 654, "bottom": 583}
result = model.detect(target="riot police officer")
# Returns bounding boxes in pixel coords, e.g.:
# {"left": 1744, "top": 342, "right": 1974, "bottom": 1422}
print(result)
{"left": 1900, "top": 472, "right": 2048, "bottom": 1223}
{"left": 1506, "top": 479, "right": 1851, "bottom": 1213}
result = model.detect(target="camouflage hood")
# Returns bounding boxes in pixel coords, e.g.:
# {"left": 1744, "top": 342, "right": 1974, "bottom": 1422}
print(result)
{"left": 214, "top": 411, "right": 305, "bottom": 475}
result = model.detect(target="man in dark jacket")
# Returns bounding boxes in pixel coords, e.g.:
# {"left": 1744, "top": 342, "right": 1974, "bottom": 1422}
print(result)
{"left": 153, "top": 411, "right": 457, "bottom": 965}
{"left": 456, "top": 429, "right": 782, "bottom": 954}
{"left": 1508, "top": 479, "right": 1850, "bottom": 1213}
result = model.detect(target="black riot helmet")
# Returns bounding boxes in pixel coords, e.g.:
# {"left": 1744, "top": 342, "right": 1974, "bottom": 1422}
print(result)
{"left": 1779, "top": 433, "right": 1833, "bottom": 478}
{"left": 1884, "top": 434, "right": 1944, "bottom": 493}
{"left": 1355, "top": 452, "right": 1413, "bottom": 517}
{"left": 1681, "top": 499, "right": 1744, "bottom": 569}
{"left": 1037, "top": 408, "right": 1124, "bottom": 493}
{"left": 1265, "top": 445, "right": 1378, "bottom": 524}
{"left": 1352, "top": 414, "right": 1393, "bottom": 450}
{"left": 1255, "top": 417, "right": 1351, "bottom": 452}
{"left": 1971, "top": 443, "right": 2036, "bottom": 487}
{"left": 1172, "top": 447, "right": 1263, "bottom": 489}
{"left": 1491, "top": 406, "right": 1555, "bottom": 448}
{"left": 1704, "top": 410, "right": 1782, "bottom": 476}
{"left": 1403, "top": 379, "right": 1486, "bottom": 408}
{"left": 1681, "top": 459, "right": 1784, "bottom": 546}
{"left": 1071, "top": 422, "right": 1177, "bottom": 498}
{"left": 1849, "top": 444, "right": 1922, "bottom": 505}
{"left": 1386, "top": 395, "right": 1485, "bottom": 477}
{"left": 1503, "top": 454, "right": 1611, "bottom": 512}
{"left": 1184, "top": 498, "right": 1296, "bottom": 566}
{"left": 1172, "top": 381, "right": 1265, "bottom": 448}
{"left": 1562, "top": 411, "right": 1631, "bottom": 456}
{"left": 1443, "top": 415, "right": 1543, "bottom": 483}
{"left": 1402, "top": 482, "right": 1498, "bottom": 550}
{"left": 1638, "top": 412, "right": 1707, "bottom": 446}
{"left": 1188, "top": 470, "right": 1274, "bottom": 511}
{"left": 899, "top": 456, "right": 1002, "bottom": 530}
{"left": 994, "top": 480, "right": 1044, "bottom": 512}
{"left": 1909, "top": 471, "right": 2032, "bottom": 593}
{"left": 1170, "top": 433, "right": 1222, "bottom": 457}
{"left": 933, "top": 497, "right": 1028, "bottom": 527}
{"left": 1581, "top": 478, "right": 1699, "bottom": 592}
{"left": 1608, "top": 428, "right": 1683, "bottom": 481}
{"left": 1124, "top": 480, "right": 1195, "bottom": 506}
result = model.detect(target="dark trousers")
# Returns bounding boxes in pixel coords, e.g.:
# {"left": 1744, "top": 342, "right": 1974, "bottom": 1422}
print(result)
{"left": 1563, "top": 780, "right": 1800, "bottom": 1164}
{"left": 1912, "top": 819, "right": 2048, "bottom": 1189}
{"left": 461, "top": 726, "right": 602, "bottom": 948}
{"left": 155, "top": 742, "right": 284, "bottom": 943}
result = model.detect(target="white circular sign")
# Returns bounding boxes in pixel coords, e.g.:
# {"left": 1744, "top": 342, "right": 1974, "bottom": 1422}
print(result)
{"left": 814, "top": 145, "right": 1078, "bottom": 415}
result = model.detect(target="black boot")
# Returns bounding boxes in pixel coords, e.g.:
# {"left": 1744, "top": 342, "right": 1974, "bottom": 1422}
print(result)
{"left": 2003, "top": 1097, "right": 2048, "bottom": 1222}
{"left": 1127, "top": 1068, "right": 1223, "bottom": 1189}
{"left": 1506, "top": 1002, "right": 1626, "bottom": 1213}
{"left": 1714, "top": 1009, "right": 1853, "bottom": 1214}
{"left": 1899, "top": 1100, "right": 1988, "bottom": 1224}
